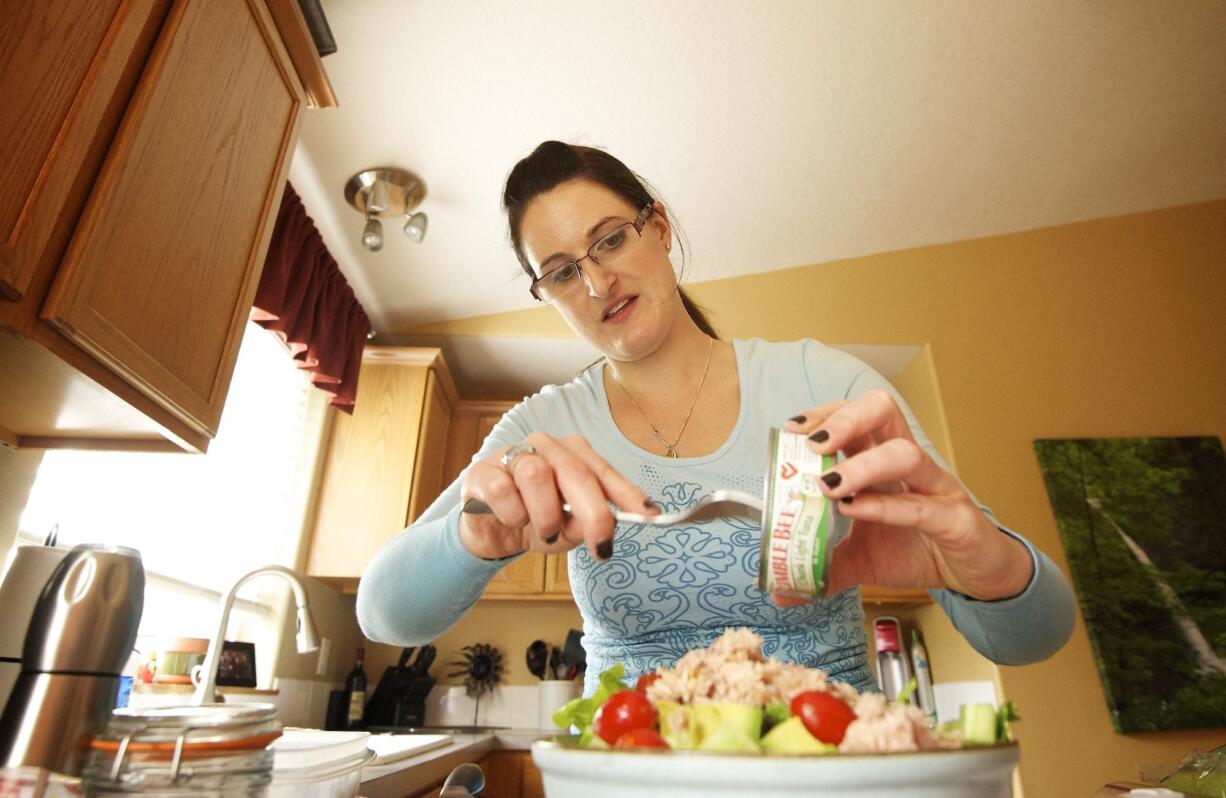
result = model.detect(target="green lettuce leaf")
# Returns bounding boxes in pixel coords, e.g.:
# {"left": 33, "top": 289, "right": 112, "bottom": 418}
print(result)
{"left": 551, "top": 663, "right": 627, "bottom": 741}
{"left": 995, "top": 702, "right": 1021, "bottom": 743}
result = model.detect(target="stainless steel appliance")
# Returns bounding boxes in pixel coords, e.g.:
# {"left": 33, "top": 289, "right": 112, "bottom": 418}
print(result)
{"left": 0, "top": 543, "right": 144, "bottom": 776}
{"left": 0, "top": 544, "right": 70, "bottom": 711}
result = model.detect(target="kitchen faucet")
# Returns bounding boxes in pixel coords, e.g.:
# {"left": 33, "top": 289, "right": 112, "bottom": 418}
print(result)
{"left": 191, "top": 564, "right": 320, "bottom": 705}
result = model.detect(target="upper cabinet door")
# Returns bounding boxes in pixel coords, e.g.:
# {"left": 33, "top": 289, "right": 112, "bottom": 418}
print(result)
{"left": 0, "top": 0, "right": 168, "bottom": 303}
{"left": 406, "top": 371, "right": 455, "bottom": 525}
{"left": 307, "top": 361, "right": 430, "bottom": 587}
{"left": 41, "top": 0, "right": 304, "bottom": 436}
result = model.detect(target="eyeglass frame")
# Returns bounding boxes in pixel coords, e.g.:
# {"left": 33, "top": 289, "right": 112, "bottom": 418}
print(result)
{"left": 528, "top": 203, "right": 656, "bottom": 302}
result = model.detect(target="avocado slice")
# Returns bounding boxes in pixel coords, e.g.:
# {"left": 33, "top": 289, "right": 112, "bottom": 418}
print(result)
{"left": 960, "top": 703, "right": 998, "bottom": 746}
{"left": 697, "top": 724, "right": 761, "bottom": 753}
{"left": 658, "top": 702, "right": 765, "bottom": 751}
{"left": 657, "top": 701, "right": 699, "bottom": 749}
{"left": 760, "top": 716, "right": 837, "bottom": 755}
{"left": 693, "top": 703, "right": 763, "bottom": 742}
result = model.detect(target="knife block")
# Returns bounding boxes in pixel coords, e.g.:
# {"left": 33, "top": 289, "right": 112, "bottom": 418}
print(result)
{"left": 391, "top": 675, "right": 435, "bottom": 727}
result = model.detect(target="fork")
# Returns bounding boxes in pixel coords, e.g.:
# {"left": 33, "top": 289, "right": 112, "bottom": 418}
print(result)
{"left": 460, "top": 488, "right": 764, "bottom": 526}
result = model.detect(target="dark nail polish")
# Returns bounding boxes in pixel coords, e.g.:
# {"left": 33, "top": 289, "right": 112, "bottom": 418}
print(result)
{"left": 596, "top": 539, "right": 613, "bottom": 560}
{"left": 840, "top": 496, "right": 854, "bottom": 505}
{"left": 644, "top": 497, "right": 659, "bottom": 510}
{"left": 789, "top": 415, "right": 807, "bottom": 424}
{"left": 810, "top": 429, "right": 829, "bottom": 443}
{"left": 821, "top": 471, "right": 842, "bottom": 489}
{"left": 545, "top": 532, "right": 560, "bottom": 544}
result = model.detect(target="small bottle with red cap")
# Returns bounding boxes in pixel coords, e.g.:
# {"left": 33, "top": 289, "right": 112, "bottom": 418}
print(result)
{"left": 873, "top": 616, "right": 911, "bottom": 702}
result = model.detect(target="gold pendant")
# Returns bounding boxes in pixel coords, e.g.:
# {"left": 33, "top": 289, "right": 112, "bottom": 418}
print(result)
{"left": 665, "top": 445, "right": 678, "bottom": 458}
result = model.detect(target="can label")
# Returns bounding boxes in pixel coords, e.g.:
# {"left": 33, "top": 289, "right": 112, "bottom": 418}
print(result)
{"left": 758, "top": 428, "right": 836, "bottom": 598}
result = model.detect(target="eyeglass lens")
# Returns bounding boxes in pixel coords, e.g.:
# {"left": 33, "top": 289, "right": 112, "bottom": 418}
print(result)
{"left": 533, "top": 209, "right": 651, "bottom": 301}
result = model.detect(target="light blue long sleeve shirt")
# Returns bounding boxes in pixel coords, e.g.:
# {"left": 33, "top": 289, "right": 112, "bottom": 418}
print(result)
{"left": 356, "top": 339, "right": 1076, "bottom": 695}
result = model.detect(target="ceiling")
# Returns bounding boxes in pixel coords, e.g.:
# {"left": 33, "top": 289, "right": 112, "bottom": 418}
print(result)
{"left": 288, "top": 1, "right": 1226, "bottom": 394}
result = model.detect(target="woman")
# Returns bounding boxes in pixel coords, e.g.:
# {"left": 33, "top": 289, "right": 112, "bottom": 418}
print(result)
{"left": 356, "top": 141, "right": 1075, "bottom": 694}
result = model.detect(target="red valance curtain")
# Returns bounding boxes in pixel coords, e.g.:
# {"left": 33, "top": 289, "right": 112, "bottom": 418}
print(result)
{"left": 251, "top": 183, "right": 370, "bottom": 414}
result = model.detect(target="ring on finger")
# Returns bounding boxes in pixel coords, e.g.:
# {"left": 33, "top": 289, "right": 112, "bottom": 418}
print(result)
{"left": 500, "top": 442, "right": 537, "bottom": 475}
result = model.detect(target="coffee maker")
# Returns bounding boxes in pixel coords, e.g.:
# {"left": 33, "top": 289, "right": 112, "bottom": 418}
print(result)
{"left": 0, "top": 543, "right": 144, "bottom": 775}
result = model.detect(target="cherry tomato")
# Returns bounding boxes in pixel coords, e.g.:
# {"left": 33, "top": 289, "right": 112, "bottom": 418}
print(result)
{"left": 789, "top": 690, "right": 857, "bottom": 744}
{"left": 592, "top": 690, "right": 658, "bottom": 745}
{"left": 614, "top": 727, "right": 670, "bottom": 750}
{"left": 635, "top": 672, "right": 661, "bottom": 693}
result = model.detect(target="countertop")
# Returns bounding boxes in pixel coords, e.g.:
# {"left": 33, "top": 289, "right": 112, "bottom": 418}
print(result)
{"left": 361, "top": 729, "right": 551, "bottom": 798}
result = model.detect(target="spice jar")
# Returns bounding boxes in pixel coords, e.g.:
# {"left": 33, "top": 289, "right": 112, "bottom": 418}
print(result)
{"left": 81, "top": 704, "right": 281, "bottom": 797}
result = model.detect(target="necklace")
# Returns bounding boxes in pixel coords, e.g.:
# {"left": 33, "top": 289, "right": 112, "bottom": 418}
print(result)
{"left": 613, "top": 338, "right": 715, "bottom": 458}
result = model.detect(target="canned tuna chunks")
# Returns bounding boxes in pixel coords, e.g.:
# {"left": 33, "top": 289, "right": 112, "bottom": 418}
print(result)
{"left": 758, "top": 428, "right": 837, "bottom": 598}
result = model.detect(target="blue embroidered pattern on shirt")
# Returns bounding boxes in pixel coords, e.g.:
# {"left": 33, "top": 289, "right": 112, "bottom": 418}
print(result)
{"left": 570, "top": 478, "right": 873, "bottom": 696}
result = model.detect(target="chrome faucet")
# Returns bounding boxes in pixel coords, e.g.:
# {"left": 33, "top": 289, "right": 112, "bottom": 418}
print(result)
{"left": 191, "top": 565, "right": 320, "bottom": 706}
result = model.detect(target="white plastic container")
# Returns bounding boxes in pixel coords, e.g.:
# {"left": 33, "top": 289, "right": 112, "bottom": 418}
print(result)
{"left": 269, "top": 729, "right": 375, "bottom": 798}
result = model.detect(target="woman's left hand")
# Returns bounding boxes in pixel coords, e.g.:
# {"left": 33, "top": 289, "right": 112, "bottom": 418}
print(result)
{"left": 781, "top": 389, "right": 1034, "bottom": 604}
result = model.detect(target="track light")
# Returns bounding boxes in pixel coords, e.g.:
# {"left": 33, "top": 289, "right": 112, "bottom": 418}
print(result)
{"left": 403, "top": 212, "right": 428, "bottom": 243}
{"left": 361, "top": 216, "right": 383, "bottom": 251}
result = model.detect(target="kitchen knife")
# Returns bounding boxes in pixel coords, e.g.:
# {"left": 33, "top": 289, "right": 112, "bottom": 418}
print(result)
{"left": 411, "top": 644, "right": 436, "bottom": 676}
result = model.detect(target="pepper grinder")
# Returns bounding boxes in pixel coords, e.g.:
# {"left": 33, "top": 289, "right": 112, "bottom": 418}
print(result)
{"left": 0, "top": 543, "right": 144, "bottom": 776}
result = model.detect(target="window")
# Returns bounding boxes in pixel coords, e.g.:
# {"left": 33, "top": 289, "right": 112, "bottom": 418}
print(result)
{"left": 17, "top": 323, "right": 328, "bottom": 683}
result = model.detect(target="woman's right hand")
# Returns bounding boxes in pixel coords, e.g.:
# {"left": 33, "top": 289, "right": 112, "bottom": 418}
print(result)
{"left": 457, "top": 432, "right": 656, "bottom": 562}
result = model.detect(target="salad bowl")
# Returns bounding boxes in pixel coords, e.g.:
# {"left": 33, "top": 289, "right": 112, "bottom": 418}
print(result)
{"left": 531, "top": 736, "right": 1019, "bottom": 798}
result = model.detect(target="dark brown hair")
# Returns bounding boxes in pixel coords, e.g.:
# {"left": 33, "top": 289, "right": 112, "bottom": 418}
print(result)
{"left": 502, "top": 141, "right": 717, "bottom": 338}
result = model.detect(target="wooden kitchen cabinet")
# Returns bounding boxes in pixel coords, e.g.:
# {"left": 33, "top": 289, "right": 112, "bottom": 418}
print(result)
{"left": 305, "top": 347, "right": 458, "bottom": 592}
{"left": 443, "top": 400, "right": 574, "bottom": 602}
{"left": 0, "top": 0, "right": 335, "bottom": 452}
{"left": 405, "top": 750, "right": 543, "bottom": 798}
{"left": 542, "top": 553, "right": 572, "bottom": 597}
{"left": 861, "top": 586, "right": 931, "bottom": 606}
{"left": 479, "top": 751, "right": 545, "bottom": 798}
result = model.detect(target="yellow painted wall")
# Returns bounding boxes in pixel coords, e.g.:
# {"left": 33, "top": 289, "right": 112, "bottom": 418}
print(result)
{"left": 409, "top": 199, "right": 1226, "bottom": 796}
{"left": 889, "top": 343, "right": 957, "bottom": 472}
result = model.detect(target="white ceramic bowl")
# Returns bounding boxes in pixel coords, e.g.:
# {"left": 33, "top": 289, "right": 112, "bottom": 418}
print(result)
{"left": 531, "top": 738, "right": 1019, "bottom": 798}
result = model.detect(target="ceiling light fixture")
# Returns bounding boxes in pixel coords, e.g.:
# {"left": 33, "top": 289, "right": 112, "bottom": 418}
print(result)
{"left": 403, "top": 211, "right": 428, "bottom": 243}
{"left": 361, "top": 216, "right": 383, "bottom": 251}
{"left": 344, "top": 166, "right": 428, "bottom": 250}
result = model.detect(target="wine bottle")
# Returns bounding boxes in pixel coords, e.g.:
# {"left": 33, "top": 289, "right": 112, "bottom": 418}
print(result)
{"left": 346, "top": 646, "right": 367, "bottom": 727}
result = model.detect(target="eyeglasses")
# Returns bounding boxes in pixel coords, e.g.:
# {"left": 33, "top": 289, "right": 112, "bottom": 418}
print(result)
{"left": 529, "top": 204, "right": 655, "bottom": 302}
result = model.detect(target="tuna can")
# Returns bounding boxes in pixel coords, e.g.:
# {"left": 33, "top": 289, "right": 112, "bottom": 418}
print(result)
{"left": 758, "top": 428, "right": 838, "bottom": 598}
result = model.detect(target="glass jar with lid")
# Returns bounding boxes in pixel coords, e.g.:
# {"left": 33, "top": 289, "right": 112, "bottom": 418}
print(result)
{"left": 82, "top": 703, "right": 281, "bottom": 797}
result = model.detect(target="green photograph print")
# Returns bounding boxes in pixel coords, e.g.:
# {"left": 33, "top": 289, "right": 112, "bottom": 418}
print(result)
{"left": 1033, "top": 436, "right": 1226, "bottom": 733}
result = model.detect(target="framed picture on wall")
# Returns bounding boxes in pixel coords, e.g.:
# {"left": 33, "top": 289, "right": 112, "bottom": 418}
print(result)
{"left": 216, "top": 640, "right": 257, "bottom": 688}
{"left": 1033, "top": 435, "right": 1226, "bottom": 733}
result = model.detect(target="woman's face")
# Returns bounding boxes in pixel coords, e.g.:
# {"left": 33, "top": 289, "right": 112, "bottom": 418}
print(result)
{"left": 519, "top": 179, "right": 678, "bottom": 362}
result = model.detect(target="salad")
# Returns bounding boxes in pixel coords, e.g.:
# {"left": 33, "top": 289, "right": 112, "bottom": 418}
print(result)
{"left": 553, "top": 628, "right": 1018, "bottom": 754}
